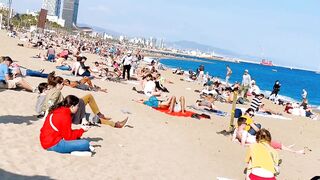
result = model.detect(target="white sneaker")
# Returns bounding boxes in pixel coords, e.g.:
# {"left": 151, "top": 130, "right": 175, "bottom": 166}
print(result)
{"left": 70, "top": 151, "right": 92, "bottom": 157}
{"left": 89, "top": 145, "right": 95, "bottom": 152}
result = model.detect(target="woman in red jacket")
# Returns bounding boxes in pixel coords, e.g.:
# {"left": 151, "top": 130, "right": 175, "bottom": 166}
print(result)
{"left": 40, "top": 95, "right": 92, "bottom": 154}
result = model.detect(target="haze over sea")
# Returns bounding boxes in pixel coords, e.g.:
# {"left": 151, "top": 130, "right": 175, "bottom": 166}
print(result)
{"left": 160, "top": 58, "right": 320, "bottom": 107}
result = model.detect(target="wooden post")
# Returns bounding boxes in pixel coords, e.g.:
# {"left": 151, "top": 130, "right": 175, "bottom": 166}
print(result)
{"left": 229, "top": 91, "right": 238, "bottom": 132}
{"left": 0, "top": 14, "right": 2, "bottom": 30}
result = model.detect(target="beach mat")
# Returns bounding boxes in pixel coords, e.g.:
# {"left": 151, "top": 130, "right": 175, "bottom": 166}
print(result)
{"left": 188, "top": 105, "right": 227, "bottom": 117}
{"left": 153, "top": 107, "right": 210, "bottom": 119}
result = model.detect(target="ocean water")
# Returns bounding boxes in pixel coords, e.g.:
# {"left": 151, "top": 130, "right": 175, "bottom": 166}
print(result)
{"left": 160, "top": 58, "right": 320, "bottom": 107}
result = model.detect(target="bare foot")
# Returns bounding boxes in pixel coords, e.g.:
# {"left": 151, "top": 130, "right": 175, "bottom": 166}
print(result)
{"left": 295, "top": 150, "right": 305, "bottom": 155}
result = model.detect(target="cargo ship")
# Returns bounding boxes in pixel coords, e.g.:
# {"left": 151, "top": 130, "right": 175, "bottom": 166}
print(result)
{"left": 260, "top": 59, "right": 273, "bottom": 66}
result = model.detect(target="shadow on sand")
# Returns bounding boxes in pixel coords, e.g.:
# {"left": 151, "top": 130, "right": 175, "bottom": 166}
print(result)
{"left": 0, "top": 169, "right": 54, "bottom": 180}
{"left": 0, "top": 115, "right": 38, "bottom": 125}
{"left": 83, "top": 137, "right": 104, "bottom": 142}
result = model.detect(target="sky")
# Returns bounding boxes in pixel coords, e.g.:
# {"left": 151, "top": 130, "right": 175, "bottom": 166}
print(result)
{"left": 7, "top": 0, "right": 320, "bottom": 70}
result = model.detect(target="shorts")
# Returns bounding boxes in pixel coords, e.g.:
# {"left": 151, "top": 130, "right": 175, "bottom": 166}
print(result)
{"left": 76, "top": 84, "right": 90, "bottom": 91}
{"left": 173, "top": 102, "right": 182, "bottom": 112}
{"left": 270, "top": 140, "right": 282, "bottom": 150}
{"left": 6, "top": 77, "right": 22, "bottom": 89}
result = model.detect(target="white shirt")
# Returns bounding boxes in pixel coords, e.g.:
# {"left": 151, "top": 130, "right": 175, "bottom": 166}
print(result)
{"left": 242, "top": 74, "right": 251, "bottom": 86}
{"left": 144, "top": 80, "right": 156, "bottom": 97}
{"left": 122, "top": 55, "right": 133, "bottom": 66}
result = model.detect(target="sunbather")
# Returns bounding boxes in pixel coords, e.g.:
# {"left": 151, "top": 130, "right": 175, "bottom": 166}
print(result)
{"left": 63, "top": 77, "right": 107, "bottom": 93}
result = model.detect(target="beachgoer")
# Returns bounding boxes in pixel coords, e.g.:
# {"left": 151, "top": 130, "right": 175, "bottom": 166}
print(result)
{"left": 143, "top": 74, "right": 161, "bottom": 97}
{"left": 72, "top": 56, "right": 91, "bottom": 77}
{"left": 121, "top": 51, "right": 133, "bottom": 80}
{"left": 233, "top": 118, "right": 304, "bottom": 154}
{"left": 0, "top": 56, "right": 35, "bottom": 92}
{"left": 135, "top": 95, "right": 186, "bottom": 113}
{"left": 47, "top": 45, "right": 56, "bottom": 62}
{"left": 35, "top": 83, "right": 49, "bottom": 118}
{"left": 40, "top": 95, "right": 93, "bottom": 154}
{"left": 270, "top": 80, "right": 281, "bottom": 98}
{"left": 250, "top": 94, "right": 264, "bottom": 112}
{"left": 244, "top": 129, "right": 280, "bottom": 179}
{"left": 226, "top": 65, "right": 232, "bottom": 86}
{"left": 42, "top": 74, "right": 126, "bottom": 127}
{"left": 241, "top": 69, "right": 251, "bottom": 100}
{"left": 301, "top": 89, "right": 307, "bottom": 99}
{"left": 9, "top": 62, "right": 49, "bottom": 78}
{"left": 240, "top": 108, "right": 261, "bottom": 136}
{"left": 63, "top": 77, "right": 107, "bottom": 93}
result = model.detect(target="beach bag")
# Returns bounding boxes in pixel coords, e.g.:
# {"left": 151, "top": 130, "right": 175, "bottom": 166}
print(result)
{"left": 234, "top": 108, "right": 242, "bottom": 118}
{"left": 237, "top": 97, "right": 245, "bottom": 104}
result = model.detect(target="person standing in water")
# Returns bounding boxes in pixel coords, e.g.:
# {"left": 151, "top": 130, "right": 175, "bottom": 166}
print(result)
{"left": 226, "top": 65, "right": 232, "bottom": 86}
{"left": 270, "top": 80, "right": 281, "bottom": 98}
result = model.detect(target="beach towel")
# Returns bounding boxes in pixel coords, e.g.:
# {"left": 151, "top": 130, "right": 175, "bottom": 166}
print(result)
{"left": 153, "top": 107, "right": 210, "bottom": 119}
{"left": 188, "top": 105, "right": 227, "bottom": 117}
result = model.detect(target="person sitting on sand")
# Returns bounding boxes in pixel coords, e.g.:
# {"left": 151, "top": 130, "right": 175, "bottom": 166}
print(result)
{"left": 40, "top": 95, "right": 94, "bottom": 155}
{"left": 63, "top": 77, "right": 107, "bottom": 93}
{"left": 41, "top": 74, "right": 127, "bottom": 128}
{"left": 250, "top": 93, "right": 264, "bottom": 112}
{"left": 240, "top": 108, "right": 261, "bottom": 136}
{"left": 232, "top": 117, "right": 304, "bottom": 154}
{"left": 35, "top": 83, "right": 49, "bottom": 118}
{"left": 244, "top": 129, "right": 280, "bottom": 180}
{"left": 135, "top": 96, "right": 186, "bottom": 113}
{"left": 0, "top": 56, "right": 35, "bottom": 92}
{"left": 56, "top": 55, "right": 71, "bottom": 71}
{"left": 143, "top": 74, "right": 161, "bottom": 97}
{"left": 71, "top": 56, "right": 91, "bottom": 77}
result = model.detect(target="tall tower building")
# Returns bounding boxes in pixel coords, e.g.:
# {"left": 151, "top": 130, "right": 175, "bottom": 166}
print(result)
{"left": 62, "top": 0, "right": 79, "bottom": 28}
{"left": 42, "top": 0, "right": 61, "bottom": 17}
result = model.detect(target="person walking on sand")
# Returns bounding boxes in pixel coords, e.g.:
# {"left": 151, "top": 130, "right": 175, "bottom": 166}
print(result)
{"left": 241, "top": 69, "right": 251, "bottom": 100}
{"left": 270, "top": 80, "right": 281, "bottom": 99}
{"left": 121, "top": 51, "right": 133, "bottom": 80}
{"left": 226, "top": 65, "right": 232, "bottom": 86}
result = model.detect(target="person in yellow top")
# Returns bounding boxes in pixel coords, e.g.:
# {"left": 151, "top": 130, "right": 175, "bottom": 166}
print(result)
{"left": 245, "top": 129, "right": 280, "bottom": 180}
{"left": 241, "top": 108, "right": 261, "bottom": 135}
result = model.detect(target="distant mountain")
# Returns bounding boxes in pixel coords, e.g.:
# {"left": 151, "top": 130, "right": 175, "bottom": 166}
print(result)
{"left": 77, "top": 23, "right": 121, "bottom": 37}
{"left": 166, "top": 40, "right": 261, "bottom": 61}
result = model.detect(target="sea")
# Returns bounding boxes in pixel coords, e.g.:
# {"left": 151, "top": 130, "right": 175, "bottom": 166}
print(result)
{"left": 159, "top": 57, "right": 320, "bottom": 108}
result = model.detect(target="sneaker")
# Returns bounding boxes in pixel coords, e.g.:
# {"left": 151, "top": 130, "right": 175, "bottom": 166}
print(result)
{"left": 89, "top": 145, "right": 95, "bottom": 152}
{"left": 70, "top": 151, "right": 92, "bottom": 156}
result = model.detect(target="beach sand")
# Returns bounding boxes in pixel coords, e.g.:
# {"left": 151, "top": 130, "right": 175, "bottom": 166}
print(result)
{"left": 0, "top": 30, "right": 319, "bottom": 180}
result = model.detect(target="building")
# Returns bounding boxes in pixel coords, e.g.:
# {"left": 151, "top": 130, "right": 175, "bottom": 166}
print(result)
{"left": 42, "top": 0, "right": 61, "bottom": 17}
{"left": 61, "top": 0, "right": 79, "bottom": 28}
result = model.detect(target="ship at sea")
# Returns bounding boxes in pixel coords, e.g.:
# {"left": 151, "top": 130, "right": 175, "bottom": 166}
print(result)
{"left": 260, "top": 59, "right": 273, "bottom": 66}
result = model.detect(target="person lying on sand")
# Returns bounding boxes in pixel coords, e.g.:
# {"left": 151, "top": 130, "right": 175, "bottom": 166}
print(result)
{"left": 134, "top": 96, "right": 186, "bottom": 113}
{"left": 232, "top": 117, "right": 305, "bottom": 154}
{"left": 63, "top": 77, "right": 107, "bottom": 93}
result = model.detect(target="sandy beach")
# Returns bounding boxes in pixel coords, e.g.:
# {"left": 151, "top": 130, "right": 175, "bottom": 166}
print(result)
{"left": 0, "top": 30, "right": 319, "bottom": 180}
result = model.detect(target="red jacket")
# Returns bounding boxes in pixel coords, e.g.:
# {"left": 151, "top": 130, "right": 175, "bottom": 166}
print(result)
{"left": 40, "top": 107, "right": 84, "bottom": 149}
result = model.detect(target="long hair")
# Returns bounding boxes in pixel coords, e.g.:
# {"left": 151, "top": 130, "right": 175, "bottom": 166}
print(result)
{"left": 48, "top": 72, "right": 63, "bottom": 87}
{"left": 48, "top": 95, "right": 79, "bottom": 113}
{"left": 256, "top": 128, "right": 272, "bottom": 143}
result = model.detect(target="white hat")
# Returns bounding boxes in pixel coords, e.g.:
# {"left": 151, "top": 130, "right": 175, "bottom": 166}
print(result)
{"left": 244, "top": 69, "right": 249, "bottom": 73}
{"left": 127, "top": 50, "right": 132, "bottom": 54}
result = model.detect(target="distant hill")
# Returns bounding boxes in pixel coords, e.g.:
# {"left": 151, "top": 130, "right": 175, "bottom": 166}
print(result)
{"left": 166, "top": 40, "right": 261, "bottom": 61}
{"left": 77, "top": 23, "right": 121, "bottom": 37}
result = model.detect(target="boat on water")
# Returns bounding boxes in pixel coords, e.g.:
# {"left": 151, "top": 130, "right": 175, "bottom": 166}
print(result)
{"left": 260, "top": 59, "right": 273, "bottom": 66}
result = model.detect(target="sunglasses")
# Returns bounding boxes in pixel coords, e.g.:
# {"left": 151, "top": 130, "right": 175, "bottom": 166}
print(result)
{"left": 249, "top": 112, "right": 254, "bottom": 117}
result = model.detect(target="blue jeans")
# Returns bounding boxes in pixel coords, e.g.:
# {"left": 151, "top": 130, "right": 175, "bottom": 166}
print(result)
{"left": 56, "top": 65, "right": 70, "bottom": 71}
{"left": 26, "top": 69, "right": 49, "bottom": 78}
{"left": 47, "top": 139, "right": 90, "bottom": 153}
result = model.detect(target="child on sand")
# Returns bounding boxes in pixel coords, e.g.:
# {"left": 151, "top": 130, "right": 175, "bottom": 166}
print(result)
{"left": 35, "top": 83, "right": 49, "bottom": 118}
